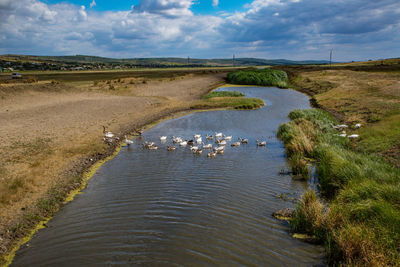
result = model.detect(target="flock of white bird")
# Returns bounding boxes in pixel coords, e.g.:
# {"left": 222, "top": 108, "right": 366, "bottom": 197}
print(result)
{"left": 126, "top": 132, "right": 266, "bottom": 158}
{"left": 333, "top": 123, "right": 361, "bottom": 139}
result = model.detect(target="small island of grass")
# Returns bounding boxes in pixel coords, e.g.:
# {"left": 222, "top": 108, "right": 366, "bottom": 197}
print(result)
{"left": 194, "top": 90, "right": 264, "bottom": 110}
{"left": 227, "top": 68, "right": 288, "bottom": 88}
{"left": 203, "top": 90, "right": 244, "bottom": 99}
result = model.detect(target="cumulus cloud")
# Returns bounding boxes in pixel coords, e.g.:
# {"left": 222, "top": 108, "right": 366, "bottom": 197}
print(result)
{"left": 132, "top": 0, "right": 193, "bottom": 17}
{"left": 0, "top": 0, "right": 398, "bottom": 60}
{"left": 89, "top": 0, "right": 96, "bottom": 8}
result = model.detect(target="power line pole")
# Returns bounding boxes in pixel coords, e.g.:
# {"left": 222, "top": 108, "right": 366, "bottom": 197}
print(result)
{"left": 187, "top": 56, "right": 190, "bottom": 65}
{"left": 329, "top": 49, "right": 333, "bottom": 67}
{"left": 232, "top": 54, "right": 235, "bottom": 67}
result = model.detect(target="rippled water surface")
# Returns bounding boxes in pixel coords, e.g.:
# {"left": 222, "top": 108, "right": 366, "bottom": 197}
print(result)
{"left": 13, "top": 87, "right": 324, "bottom": 266}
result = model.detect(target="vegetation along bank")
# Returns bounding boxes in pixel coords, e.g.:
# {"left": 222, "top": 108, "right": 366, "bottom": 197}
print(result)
{"left": 276, "top": 60, "right": 400, "bottom": 266}
{"left": 227, "top": 68, "right": 289, "bottom": 88}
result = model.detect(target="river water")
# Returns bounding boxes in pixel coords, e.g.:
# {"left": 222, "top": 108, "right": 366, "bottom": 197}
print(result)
{"left": 12, "top": 87, "right": 324, "bottom": 266}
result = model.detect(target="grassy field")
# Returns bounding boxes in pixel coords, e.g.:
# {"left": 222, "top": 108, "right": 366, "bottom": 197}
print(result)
{"left": 276, "top": 60, "right": 400, "bottom": 265}
{"left": 0, "top": 67, "right": 241, "bottom": 83}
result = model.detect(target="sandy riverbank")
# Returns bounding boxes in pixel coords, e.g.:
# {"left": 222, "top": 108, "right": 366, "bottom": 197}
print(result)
{"left": 0, "top": 72, "right": 227, "bottom": 262}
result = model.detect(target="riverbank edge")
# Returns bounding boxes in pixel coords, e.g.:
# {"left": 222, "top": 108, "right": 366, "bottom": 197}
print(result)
{"left": 277, "top": 110, "right": 400, "bottom": 265}
{"left": 1, "top": 83, "right": 267, "bottom": 266}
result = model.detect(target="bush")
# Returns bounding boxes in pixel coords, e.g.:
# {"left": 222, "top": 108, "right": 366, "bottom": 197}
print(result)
{"left": 227, "top": 69, "right": 288, "bottom": 88}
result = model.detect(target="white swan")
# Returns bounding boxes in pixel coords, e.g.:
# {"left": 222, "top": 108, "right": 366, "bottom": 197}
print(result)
{"left": 160, "top": 136, "right": 167, "bottom": 141}
{"left": 191, "top": 146, "right": 199, "bottom": 152}
{"left": 196, "top": 137, "right": 202, "bottom": 144}
{"left": 194, "top": 134, "right": 201, "bottom": 139}
{"left": 215, "top": 132, "right": 223, "bottom": 138}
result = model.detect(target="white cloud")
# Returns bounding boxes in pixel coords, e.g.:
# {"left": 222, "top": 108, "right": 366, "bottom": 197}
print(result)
{"left": 212, "top": 0, "right": 219, "bottom": 7}
{"left": 133, "top": 0, "right": 194, "bottom": 17}
{"left": 0, "top": 0, "right": 398, "bottom": 61}
{"left": 90, "top": 0, "right": 96, "bottom": 8}
{"left": 78, "top": 5, "right": 87, "bottom": 21}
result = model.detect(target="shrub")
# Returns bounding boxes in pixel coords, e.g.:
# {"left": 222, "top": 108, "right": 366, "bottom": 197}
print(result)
{"left": 227, "top": 69, "right": 289, "bottom": 88}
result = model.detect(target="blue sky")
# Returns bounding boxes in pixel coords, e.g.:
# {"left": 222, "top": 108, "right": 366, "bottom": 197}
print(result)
{"left": 42, "top": 0, "right": 250, "bottom": 13}
{"left": 1, "top": 0, "right": 399, "bottom": 61}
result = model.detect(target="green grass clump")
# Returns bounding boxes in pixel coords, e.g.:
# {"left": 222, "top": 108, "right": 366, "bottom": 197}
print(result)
{"left": 197, "top": 90, "right": 264, "bottom": 110}
{"left": 203, "top": 90, "right": 244, "bottom": 99}
{"left": 227, "top": 68, "right": 288, "bottom": 88}
{"left": 278, "top": 108, "right": 400, "bottom": 266}
{"left": 193, "top": 97, "right": 264, "bottom": 110}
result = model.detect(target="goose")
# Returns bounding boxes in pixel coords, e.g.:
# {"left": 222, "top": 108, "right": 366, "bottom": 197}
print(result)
{"left": 103, "top": 126, "right": 114, "bottom": 138}
{"left": 231, "top": 142, "right": 241, "bottom": 147}
{"left": 125, "top": 135, "right": 133, "bottom": 146}
{"left": 219, "top": 140, "right": 227, "bottom": 146}
{"left": 239, "top": 138, "right": 248, "bottom": 144}
{"left": 354, "top": 123, "right": 362, "bottom": 129}
{"left": 148, "top": 145, "right": 158, "bottom": 150}
{"left": 167, "top": 146, "right": 176, "bottom": 151}
{"left": 190, "top": 146, "right": 199, "bottom": 152}
{"left": 224, "top": 135, "right": 232, "bottom": 141}
{"left": 194, "top": 134, "right": 201, "bottom": 139}
{"left": 172, "top": 136, "right": 182, "bottom": 143}
{"left": 135, "top": 129, "right": 144, "bottom": 135}
{"left": 333, "top": 124, "right": 348, "bottom": 130}
{"left": 143, "top": 141, "right": 155, "bottom": 149}
{"left": 214, "top": 146, "right": 225, "bottom": 152}
{"left": 187, "top": 139, "right": 195, "bottom": 146}
{"left": 256, "top": 140, "right": 266, "bottom": 146}
{"left": 203, "top": 143, "right": 213, "bottom": 149}
{"left": 217, "top": 149, "right": 224, "bottom": 154}
{"left": 348, "top": 134, "right": 359, "bottom": 139}
{"left": 160, "top": 136, "right": 167, "bottom": 141}
{"left": 207, "top": 152, "right": 217, "bottom": 157}
{"left": 179, "top": 140, "right": 188, "bottom": 146}
{"left": 215, "top": 132, "right": 223, "bottom": 138}
{"left": 195, "top": 149, "right": 203, "bottom": 155}
{"left": 206, "top": 134, "right": 213, "bottom": 140}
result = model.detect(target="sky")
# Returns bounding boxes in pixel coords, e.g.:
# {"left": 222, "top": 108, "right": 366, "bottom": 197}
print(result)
{"left": 0, "top": 0, "right": 399, "bottom": 61}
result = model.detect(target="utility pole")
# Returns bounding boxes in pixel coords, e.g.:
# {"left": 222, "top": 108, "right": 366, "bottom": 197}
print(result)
{"left": 187, "top": 56, "right": 190, "bottom": 65}
{"left": 329, "top": 49, "right": 333, "bottom": 67}
{"left": 232, "top": 54, "right": 235, "bottom": 67}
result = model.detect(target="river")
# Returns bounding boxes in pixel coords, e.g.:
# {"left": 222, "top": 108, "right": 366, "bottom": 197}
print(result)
{"left": 12, "top": 86, "right": 324, "bottom": 266}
